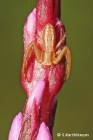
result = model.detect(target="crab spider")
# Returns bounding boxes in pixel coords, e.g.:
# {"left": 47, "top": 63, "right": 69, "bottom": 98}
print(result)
{"left": 22, "top": 24, "right": 71, "bottom": 81}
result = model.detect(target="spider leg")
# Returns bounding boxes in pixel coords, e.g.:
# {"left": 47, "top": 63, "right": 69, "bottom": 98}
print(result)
{"left": 55, "top": 33, "right": 66, "bottom": 51}
{"left": 22, "top": 42, "right": 42, "bottom": 76}
{"left": 22, "top": 42, "right": 34, "bottom": 76}
{"left": 53, "top": 46, "right": 71, "bottom": 81}
{"left": 31, "top": 42, "right": 42, "bottom": 63}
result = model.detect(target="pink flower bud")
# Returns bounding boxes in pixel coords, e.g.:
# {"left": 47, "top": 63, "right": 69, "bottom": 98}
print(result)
{"left": 8, "top": 113, "right": 22, "bottom": 140}
{"left": 36, "top": 122, "right": 52, "bottom": 140}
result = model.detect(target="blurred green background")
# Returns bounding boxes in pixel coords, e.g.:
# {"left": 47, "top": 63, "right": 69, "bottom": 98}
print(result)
{"left": 0, "top": 0, "right": 93, "bottom": 139}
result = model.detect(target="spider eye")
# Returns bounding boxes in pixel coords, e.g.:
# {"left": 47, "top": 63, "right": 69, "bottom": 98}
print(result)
{"left": 47, "top": 38, "right": 49, "bottom": 41}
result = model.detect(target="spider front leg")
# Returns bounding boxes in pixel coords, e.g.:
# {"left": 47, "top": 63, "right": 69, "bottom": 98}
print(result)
{"left": 22, "top": 42, "right": 34, "bottom": 77}
{"left": 31, "top": 42, "right": 42, "bottom": 63}
{"left": 22, "top": 42, "right": 42, "bottom": 77}
{"left": 53, "top": 46, "right": 71, "bottom": 81}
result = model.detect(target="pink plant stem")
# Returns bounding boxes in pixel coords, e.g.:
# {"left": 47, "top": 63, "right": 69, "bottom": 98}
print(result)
{"left": 8, "top": 0, "right": 66, "bottom": 140}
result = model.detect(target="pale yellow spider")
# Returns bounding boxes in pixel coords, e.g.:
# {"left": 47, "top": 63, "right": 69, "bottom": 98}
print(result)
{"left": 22, "top": 24, "right": 71, "bottom": 81}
